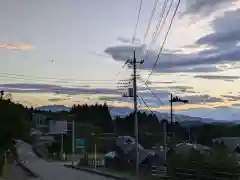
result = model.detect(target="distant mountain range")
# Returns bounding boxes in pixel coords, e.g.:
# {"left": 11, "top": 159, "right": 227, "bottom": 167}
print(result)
{"left": 36, "top": 105, "right": 71, "bottom": 112}
{"left": 35, "top": 105, "right": 237, "bottom": 127}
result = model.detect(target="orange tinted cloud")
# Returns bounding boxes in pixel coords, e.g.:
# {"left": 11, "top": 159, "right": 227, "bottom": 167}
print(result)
{"left": 148, "top": 100, "right": 240, "bottom": 111}
{"left": 0, "top": 43, "right": 33, "bottom": 50}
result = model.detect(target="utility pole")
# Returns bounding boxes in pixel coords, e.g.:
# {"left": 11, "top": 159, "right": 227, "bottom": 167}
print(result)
{"left": 72, "top": 119, "right": 75, "bottom": 165}
{"left": 169, "top": 94, "right": 188, "bottom": 140}
{"left": 170, "top": 93, "right": 173, "bottom": 125}
{"left": 162, "top": 119, "right": 168, "bottom": 176}
{"left": 61, "top": 132, "right": 64, "bottom": 159}
{"left": 163, "top": 120, "right": 167, "bottom": 162}
{"left": 123, "top": 50, "right": 144, "bottom": 177}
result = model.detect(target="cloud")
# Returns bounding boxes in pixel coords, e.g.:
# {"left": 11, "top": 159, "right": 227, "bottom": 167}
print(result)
{"left": 117, "top": 37, "right": 141, "bottom": 44}
{"left": 105, "top": 43, "right": 240, "bottom": 73}
{"left": 194, "top": 75, "right": 240, "bottom": 81}
{"left": 105, "top": 7, "right": 240, "bottom": 74}
{"left": 48, "top": 97, "right": 70, "bottom": 102}
{"left": 145, "top": 80, "right": 175, "bottom": 85}
{"left": 157, "top": 85, "right": 194, "bottom": 93}
{"left": 196, "top": 9, "right": 240, "bottom": 48}
{"left": 232, "top": 103, "right": 240, "bottom": 107}
{"left": 180, "top": 94, "right": 223, "bottom": 104}
{"left": 222, "top": 95, "right": 240, "bottom": 101}
{"left": 182, "top": 0, "right": 237, "bottom": 17}
{"left": 0, "top": 43, "right": 33, "bottom": 50}
{"left": 0, "top": 83, "right": 119, "bottom": 95}
{"left": 98, "top": 95, "right": 124, "bottom": 102}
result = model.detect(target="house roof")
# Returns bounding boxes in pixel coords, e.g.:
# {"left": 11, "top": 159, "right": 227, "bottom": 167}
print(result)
{"left": 115, "top": 136, "right": 162, "bottom": 165}
{"left": 173, "top": 142, "right": 210, "bottom": 153}
{"left": 104, "top": 151, "right": 119, "bottom": 158}
{"left": 213, "top": 137, "right": 240, "bottom": 151}
{"left": 116, "top": 136, "right": 143, "bottom": 154}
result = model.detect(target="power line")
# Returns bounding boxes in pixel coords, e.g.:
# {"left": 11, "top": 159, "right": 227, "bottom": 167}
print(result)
{"left": 151, "top": 0, "right": 174, "bottom": 47}
{"left": 142, "top": 0, "right": 171, "bottom": 72}
{"left": 142, "top": 80, "right": 164, "bottom": 105}
{"left": 138, "top": 95, "right": 154, "bottom": 114}
{"left": 146, "top": 0, "right": 181, "bottom": 83}
{"left": 148, "top": 0, "right": 170, "bottom": 49}
{"left": 142, "top": 0, "right": 160, "bottom": 44}
{"left": 116, "top": 0, "right": 144, "bottom": 89}
{"left": 0, "top": 72, "right": 122, "bottom": 82}
{"left": 142, "top": 81, "right": 185, "bottom": 125}
{"left": 132, "top": 0, "right": 143, "bottom": 44}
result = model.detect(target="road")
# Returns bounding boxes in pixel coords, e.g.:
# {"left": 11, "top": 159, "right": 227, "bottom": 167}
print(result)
{"left": 0, "top": 163, "right": 38, "bottom": 180}
{"left": 16, "top": 140, "right": 116, "bottom": 180}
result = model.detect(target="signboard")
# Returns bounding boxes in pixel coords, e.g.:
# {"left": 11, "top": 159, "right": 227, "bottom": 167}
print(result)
{"left": 75, "top": 138, "right": 87, "bottom": 149}
{"left": 49, "top": 120, "right": 68, "bottom": 134}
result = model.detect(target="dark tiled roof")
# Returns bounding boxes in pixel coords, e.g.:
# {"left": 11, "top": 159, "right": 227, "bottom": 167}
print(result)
{"left": 115, "top": 136, "right": 161, "bottom": 165}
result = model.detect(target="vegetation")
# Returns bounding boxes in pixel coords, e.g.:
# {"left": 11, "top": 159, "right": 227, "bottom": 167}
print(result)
{"left": 2, "top": 89, "right": 240, "bottom": 177}
{"left": 167, "top": 147, "right": 240, "bottom": 179}
{"left": 0, "top": 91, "right": 32, "bottom": 172}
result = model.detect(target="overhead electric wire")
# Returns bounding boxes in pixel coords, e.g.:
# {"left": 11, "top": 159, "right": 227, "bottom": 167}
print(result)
{"left": 148, "top": 0, "right": 170, "bottom": 49}
{"left": 118, "top": 0, "right": 144, "bottom": 94}
{"left": 132, "top": 0, "right": 143, "bottom": 44}
{"left": 142, "top": 0, "right": 160, "bottom": 44}
{"left": 142, "top": 80, "right": 186, "bottom": 124}
{"left": 142, "top": 0, "right": 172, "bottom": 74}
{"left": 139, "top": 95, "right": 154, "bottom": 114}
{"left": 142, "top": 80, "right": 164, "bottom": 105}
{"left": 150, "top": 0, "right": 174, "bottom": 47}
{"left": 146, "top": 0, "right": 181, "bottom": 83}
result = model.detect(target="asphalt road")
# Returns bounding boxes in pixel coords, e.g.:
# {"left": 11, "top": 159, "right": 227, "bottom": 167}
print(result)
{"left": 0, "top": 163, "right": 38, "bottom": 180}
{"left": 16, "top": 140, "right": 116, "bottom": 180}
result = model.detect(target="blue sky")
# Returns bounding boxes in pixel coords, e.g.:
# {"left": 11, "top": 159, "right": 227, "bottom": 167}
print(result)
{"left": 1, "top": 0, "right": 240, "bottom": 120}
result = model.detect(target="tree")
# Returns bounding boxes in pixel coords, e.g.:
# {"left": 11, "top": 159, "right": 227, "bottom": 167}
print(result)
{"left": 0, "top": 90, "right": 4, "bottom": 100}
{"left": 0, "top": 96, "right": 32, "bottom": 170}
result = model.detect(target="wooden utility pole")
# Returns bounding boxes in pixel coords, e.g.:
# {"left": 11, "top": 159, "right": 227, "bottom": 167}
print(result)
{"left": 123, "top": 50, "right": 144, "bottom": 177}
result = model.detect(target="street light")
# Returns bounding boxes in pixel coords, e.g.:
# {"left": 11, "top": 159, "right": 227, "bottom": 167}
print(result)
{"left": 169, "top": 94, "right": 188, "bottom": 140}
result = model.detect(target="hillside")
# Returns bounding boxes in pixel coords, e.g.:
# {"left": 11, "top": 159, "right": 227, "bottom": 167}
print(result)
{"left": 35, "top": 105, "right": 236, "bottom": 126}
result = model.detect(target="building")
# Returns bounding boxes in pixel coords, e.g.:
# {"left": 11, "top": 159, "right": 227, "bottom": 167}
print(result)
{"left": 171, "top": 142, "right": 211, "bottom": 155}
{"left": 213, "top": 137, "right": 240, "bottom": 152}
{"left": 32, "top": 112, "right": 49, "bottom": 133}
{"left": 32, "top": 112, "right": 74, "bottom": 134}
{"left": 105, "top": 136, "right": 164, "bottom": 172}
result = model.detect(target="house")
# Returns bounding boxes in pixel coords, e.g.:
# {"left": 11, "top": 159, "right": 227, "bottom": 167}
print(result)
{"left": 32, "top": 112, "right": 73, "bottom": 134}
{"left": 212, "top": 137, "right": 240, "bottom": 152}
{"left": 104, "top": 136, "right": 164, "bottom": 172}
{"left": 32, "top": 112, "right": 49, "bottom": 133}
{"left": 171, "top": 142, "right": 211, "bottom": 154}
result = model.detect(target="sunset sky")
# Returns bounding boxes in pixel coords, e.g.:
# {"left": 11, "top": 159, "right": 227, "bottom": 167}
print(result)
{"left": 1, "top": 0, "right": 240, "bottom": 120}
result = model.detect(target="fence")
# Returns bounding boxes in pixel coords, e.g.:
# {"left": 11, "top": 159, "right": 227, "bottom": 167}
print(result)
{"left": 87, "top": 159, "right": 105, "bottom": 168}
{"left": 151, "top": 165, "right": 167, "bottom": 178}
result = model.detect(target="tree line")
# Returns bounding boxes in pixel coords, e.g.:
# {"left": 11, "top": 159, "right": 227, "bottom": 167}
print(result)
{"left": 2, "top": 93, "right": 240, "bottom": 178}
{"left": 0, "top": 96, "right": 32, "bottom": 173}
{"left": 34, "top": 102, "right": 240, "bottom": 147}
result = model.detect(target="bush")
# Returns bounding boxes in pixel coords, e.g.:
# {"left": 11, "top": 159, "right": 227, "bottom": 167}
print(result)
{"left": 167, "top": 149, "right": 240, "bottom": 179}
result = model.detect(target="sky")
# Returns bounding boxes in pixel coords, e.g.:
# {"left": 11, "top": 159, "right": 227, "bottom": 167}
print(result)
{"left": 0, "top": 0, "right": 240, "bottom": 120}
